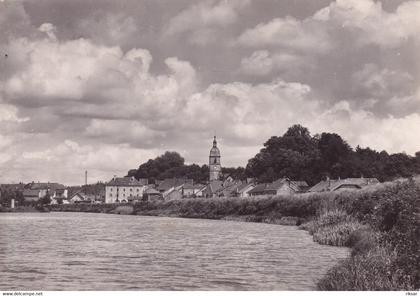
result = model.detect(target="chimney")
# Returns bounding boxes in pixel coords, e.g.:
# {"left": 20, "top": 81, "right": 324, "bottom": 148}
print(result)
{"left": 85, "top": 170, "right": 88, "bottom": 186}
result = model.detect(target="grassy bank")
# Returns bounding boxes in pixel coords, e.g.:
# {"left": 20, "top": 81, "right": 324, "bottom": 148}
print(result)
{"left": 50, "top": 177, "right": 419, "bottom": 290}
{"left": 301, "top": 179, "right": 419, "bottom": 290}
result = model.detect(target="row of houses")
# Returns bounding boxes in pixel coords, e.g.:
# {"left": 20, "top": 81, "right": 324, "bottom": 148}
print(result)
{"left": 6, "top": 175, "right": 379, "bottom": 206}
{"left": 22, "top": 182, "right": 68, "bottom": 203}
{"left": 102, "top": 175, "right": 380, "bottom": 203}
{"left": 18, "top": 182, "right": 102, "bottom": 204}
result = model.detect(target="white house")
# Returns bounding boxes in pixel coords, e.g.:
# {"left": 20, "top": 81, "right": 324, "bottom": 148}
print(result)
{"left": 105, "top": 176, "right": 148, "bottom": 203}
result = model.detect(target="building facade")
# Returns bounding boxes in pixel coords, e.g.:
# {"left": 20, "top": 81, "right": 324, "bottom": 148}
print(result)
{"left": 105, "top": 176, "right": 148, "bottom": 203}
{"left": 209, "top": 136, "right": 221, "bottom": 181}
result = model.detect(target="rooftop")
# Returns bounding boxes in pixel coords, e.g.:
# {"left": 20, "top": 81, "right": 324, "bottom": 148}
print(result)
{"left": 107, "top": 176, "right": 148, "bottom": 187}
{"left": 26, "top": 182, "right": 66, "bottom": 190}
{"left": 157, "top": 178, "right": 193, "bottom": 192}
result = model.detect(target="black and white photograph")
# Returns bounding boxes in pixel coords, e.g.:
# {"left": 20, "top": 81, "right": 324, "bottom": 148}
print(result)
{"left": 0, "top": 0, "right": 419, "bottom": 293}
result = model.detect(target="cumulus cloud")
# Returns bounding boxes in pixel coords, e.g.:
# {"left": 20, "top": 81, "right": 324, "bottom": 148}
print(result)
{"left": 240, "top": 50, "right": 305, "bottom": 76}
{"left": 237, "top": 16, "right": 332, "bottom": 54}
{"left": 0, "top": 27, "right": 319, "bottom": 183}
{"left": 0, "top": 137, "right": 160, "bottom": 185}
{"left": 238, "top": 0, "right": 420, "bottom": 52}
{"left": 164, "top": 0, "right": 250, "bottom": 45}
{"left": 312, "top": 101, "right": 420, "bottom": 155}
{"left": 235, "top": 0, "right": 420, "bottom": 118}
{"left": 75, "top": 13, "right": 138, "bottom": 47}
{"left": 38, "top": 23, "right": 57, "bottom": 40}
{"left": 0, "top": 104, "right": 28, "bottom": 122}
{"left": 350, "top": 63, "right": 419, "bottom": 116}
{"left": 317, "top": 0, "right": 420, "bottom": 48}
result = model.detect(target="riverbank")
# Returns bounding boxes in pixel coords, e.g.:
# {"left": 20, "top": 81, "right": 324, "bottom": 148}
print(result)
{"left": 49, "top": 177, "right": 419, "bottom": 290}
{"left": 0, "top": 205, "right": 50, "bottom": 213}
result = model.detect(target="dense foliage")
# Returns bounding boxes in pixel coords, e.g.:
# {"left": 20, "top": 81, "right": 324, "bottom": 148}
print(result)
{"left": 126, "top": 151, "right": 244, "bottom": 184}
{"left": 246, "top": 124, "right": 420, "bottom": 185}
{"left": 0, "top": 184, "right": 24, "bottom": 207}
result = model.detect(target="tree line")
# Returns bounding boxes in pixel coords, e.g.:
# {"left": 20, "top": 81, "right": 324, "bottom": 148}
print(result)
{"left": 127, "top": 124, "right": 420, "bottom": 186}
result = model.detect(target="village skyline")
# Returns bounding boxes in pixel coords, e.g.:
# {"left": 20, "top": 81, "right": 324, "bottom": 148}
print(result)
{"left": 3, "top": 123, "right": 419, "bottom": 189}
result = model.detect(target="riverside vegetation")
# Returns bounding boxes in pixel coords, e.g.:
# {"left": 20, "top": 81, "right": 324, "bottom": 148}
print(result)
{"left": 50, "top": 177, "right": 420, "bottom": 291}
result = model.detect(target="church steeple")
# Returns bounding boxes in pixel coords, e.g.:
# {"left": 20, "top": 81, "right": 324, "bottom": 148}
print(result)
{"left": 209, "top": 136, "right": 221, "bottom": 181}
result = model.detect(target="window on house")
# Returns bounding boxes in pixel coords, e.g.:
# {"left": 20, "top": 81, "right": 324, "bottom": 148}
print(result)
{"left": 214, "top": 158, "right": 217, "bottom": 164}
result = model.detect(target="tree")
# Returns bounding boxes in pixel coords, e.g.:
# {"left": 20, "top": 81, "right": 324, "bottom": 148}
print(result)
{"left": 222, "top": 167, "right": 246, "bottom": 180}
{"left": 245, "top": 125, "right": 320, "bottom": 184}
{"left": 318, "top": 133, "right": 352, "bottom": 166}
{"left": 39, "top": 193, "right": 51, "bottom": 205}
{"left": 127, "top": 152, "right": 222, "bottom": 184}
{"left": 384, "top": 153, "right": 416, "bottom": 179}
{"left": 130, "top": 151, "right": 185, "bottom": 183}
{"left": 316, "top": 133, "right": 354, "bottom": 178}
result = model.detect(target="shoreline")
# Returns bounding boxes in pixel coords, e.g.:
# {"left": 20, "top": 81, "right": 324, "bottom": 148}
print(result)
{"left": 0, "top": 206, "right": 50, "bottom": 213}
{"left": 48, "top": 201, "right": 310, "bottom": 226}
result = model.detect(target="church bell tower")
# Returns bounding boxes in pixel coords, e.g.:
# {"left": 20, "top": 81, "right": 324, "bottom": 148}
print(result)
{"left": 209, "top": 136, "right": 221, "bottom": 181}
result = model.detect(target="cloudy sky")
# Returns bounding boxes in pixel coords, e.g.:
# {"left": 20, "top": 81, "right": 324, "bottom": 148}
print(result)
{"left": 0, "top": 0, "right": 419, "bottom": 185}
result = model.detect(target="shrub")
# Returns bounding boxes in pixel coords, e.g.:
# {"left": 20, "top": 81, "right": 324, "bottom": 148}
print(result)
{"left": 312, "top": 221, "right": 367, "bottom": 247}
{"left": 299, "top": 210, "right": 353, "bottom": 234}
{"left": 318, "top": 247, "right": 415, "bottom": 290}
{"left": 347, "top": 228, "right": 378, "bottom": 256}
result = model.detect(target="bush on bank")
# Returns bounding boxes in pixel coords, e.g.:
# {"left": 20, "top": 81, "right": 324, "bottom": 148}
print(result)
{"left": 318, "top": 246, "right": 415, "bottom": 290}
{"left": 310, "top": 179, "right": 419, "bottom": 290}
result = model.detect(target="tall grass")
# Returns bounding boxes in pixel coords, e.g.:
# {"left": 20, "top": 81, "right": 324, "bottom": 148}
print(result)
{"left": 305, "top": 178, "right": 420, "bottom": 290}
{"left": 318, "top": 247, "right": 415, "bottom": 290}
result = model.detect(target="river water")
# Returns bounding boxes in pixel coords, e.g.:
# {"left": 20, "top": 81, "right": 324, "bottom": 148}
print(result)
{"left": 0, "top": 212, "right": 348, "bottom": 290}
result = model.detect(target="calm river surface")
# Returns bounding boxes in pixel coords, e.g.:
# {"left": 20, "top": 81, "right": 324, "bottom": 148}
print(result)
{"left": 0, "top": 212, "right": 348, "bottom": 290}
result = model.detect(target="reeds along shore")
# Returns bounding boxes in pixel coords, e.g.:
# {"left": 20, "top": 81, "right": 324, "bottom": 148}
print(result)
{"left": 50, "top": 177, "right": 420, "bottom": 290}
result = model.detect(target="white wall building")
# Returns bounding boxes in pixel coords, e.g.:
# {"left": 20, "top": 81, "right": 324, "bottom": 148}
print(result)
{"left": 105, "top": 176, "right": 148, "bottom": 203}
